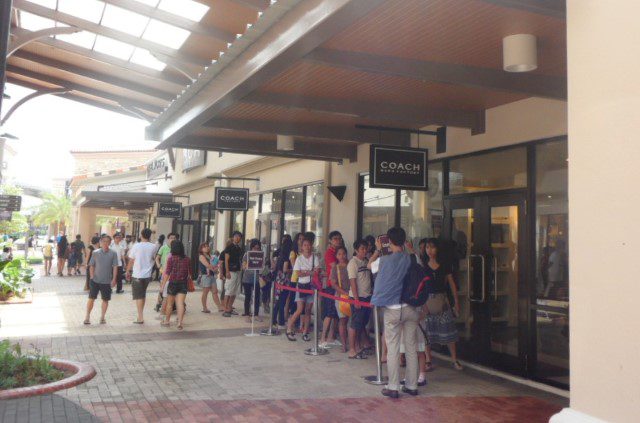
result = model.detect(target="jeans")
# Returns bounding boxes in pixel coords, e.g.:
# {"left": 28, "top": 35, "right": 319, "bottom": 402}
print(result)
{"left": 243, "top": 282, "right": 260, "bottom": 316}
{"left": 116, "top": 266, "right": 124, "bottom": 292}
{"left": 384, "top": 306, "right": 420, "bottom": 391}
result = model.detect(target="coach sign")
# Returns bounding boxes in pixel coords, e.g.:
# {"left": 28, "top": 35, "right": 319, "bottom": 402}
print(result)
{"left": 369, "top": 145, "right": 428, "bottom": 190}
{"left": 215, "top": 187, "right": 249, "bottom": 211}
{"left": 157, "top": 202, "right": 182, "bottom": 218}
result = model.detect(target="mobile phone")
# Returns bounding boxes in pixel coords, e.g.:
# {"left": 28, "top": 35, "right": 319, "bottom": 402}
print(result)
{"left": 378, "top": 235, "right": 391, "bottom": 255}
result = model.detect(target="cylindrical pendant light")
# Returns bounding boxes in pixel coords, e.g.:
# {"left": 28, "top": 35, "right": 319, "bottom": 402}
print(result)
{"left": 503, "top": 34, "right": 538, "bottom": 72}
{"left": 277, "top": 134, "right": 294, "bottom": 151}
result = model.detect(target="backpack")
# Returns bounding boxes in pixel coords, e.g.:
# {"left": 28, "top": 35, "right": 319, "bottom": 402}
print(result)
{"left": 400, "top": 255, "right": 431, "bottom": 307}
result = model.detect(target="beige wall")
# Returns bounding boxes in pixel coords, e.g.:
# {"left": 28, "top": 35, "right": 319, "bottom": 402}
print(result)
{"left": 558, "top": 1, "right": 640, "bottom": 422}
{"left": 71, "top": 150, "right": 155, "bottom": 175}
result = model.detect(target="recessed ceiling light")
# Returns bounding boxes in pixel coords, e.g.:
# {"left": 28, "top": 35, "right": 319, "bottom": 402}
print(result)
{"left": 93, "top": 35, "right": 135, "bottom": 60}
{"left": 101, "top": 5, "right": 150, "bottom": 37}
{"left": 58, "top": 0, "right": 106, "bottom": 24}
{"left": 142, "top": 19, "right": 190, "bottom": 49}
{"left": 158, "top": 0, "right": 209, "bottom": 22}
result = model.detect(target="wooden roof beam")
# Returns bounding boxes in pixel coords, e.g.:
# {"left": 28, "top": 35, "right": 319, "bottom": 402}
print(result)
{"left": 204, "top": 118, "right": 411, "bottom": 145}
{"left": 6, "top": 64, "right": 164, "bottom": 113}
{"left": 243, "top": 92, "right": 486, "bottom": 134}
{"left": 100, "top": 0, "right": 236, "bottom": 43}
{"left": 178, "top": 136, "right": 356, "bottom": 163}
{"left": 305, "top": 48, "right": 567, "bottom": 100}
{"left": 229, "top": 0, "right": 271, "bottom": 11}
{"left": 12, "top": 50, "right": 177, "bottom": 101}
{"left": 479, "top": 0, "right": 565, "bottom": 19}
{"left": 13, "top": 0, "right": 209, "bottom": 67}
{"left": 10, "top": 27, "right": 189, "bottom": 87}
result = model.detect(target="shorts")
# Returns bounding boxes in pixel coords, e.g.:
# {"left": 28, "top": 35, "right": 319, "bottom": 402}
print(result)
{"left": 349, "top": 296, "right": 372, "bottom": 330}
{"left": 321, "top": 288, "right": 338, "bottom": 319}
{"left": 201, "top": 274, "right": 215, "bottom": 288}
{"left": 295, "top": 285, "right": 314, "bottom": 303}
{"left": 132, "top": 277, "right": 151, "bottom": 300}
{"left": 400, "top": 322, "right": 427, "bottom": 353}
{"left": 68, "top": 255, "right": 77, "bottom": 267}
{"left": 217, "top": 278, "right": 225, "bottom": 292}
{"left": 89, "top": 280, "right": 112, "bottom": 301}
{"left": 225, "top": 271, "right": 241, "bottom": 296}
{"left": 167, "top": 281, "right": 188, "bottom": 296}
{"left": 43, "top": 256, "right": 52, "bottom": 261}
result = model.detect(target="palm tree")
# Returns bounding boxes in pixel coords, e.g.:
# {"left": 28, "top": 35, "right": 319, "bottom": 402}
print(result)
{"left": 32, "top": 194, "right": 72, "bottom": 235}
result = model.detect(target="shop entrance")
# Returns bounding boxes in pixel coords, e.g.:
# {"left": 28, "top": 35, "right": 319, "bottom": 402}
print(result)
{"left": 175, "top": 219, "right": 201, "bottom": 272}
{"left": 444, "top": 191, "right": 528, "bottom": 376}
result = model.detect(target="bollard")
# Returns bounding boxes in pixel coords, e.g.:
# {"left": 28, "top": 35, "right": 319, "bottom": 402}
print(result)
{"left": 304, "top": 290, "right": 329, "bottom": 356}
{"left": 364, "top": 306, "right": 388, "bottom": 385}
{"left": 244, "top": 272, "right": 260, "bottom": 337}
{"left": 261, "top": 277, "right": 280, "bottom": 336}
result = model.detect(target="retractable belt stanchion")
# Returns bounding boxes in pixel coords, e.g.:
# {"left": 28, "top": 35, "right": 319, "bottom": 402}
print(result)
{"left": 304, "top": 289, "right": 328, "bottom": 356}
{"left": 244, "top": 272, "right": 260, "bottom": 337}
{"left": 364, "top": 306, "right": 388, "bottom": 385}
{"left": 261, "top": 278, "right": 280, "bottom": 336}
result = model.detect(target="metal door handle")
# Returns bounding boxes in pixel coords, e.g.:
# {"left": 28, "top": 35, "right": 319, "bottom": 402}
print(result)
{"left": 493, "top": 256, "right": 498, "bottom": 301}
{"left": 467, "top": 254, "right": 486, "bottom": 303}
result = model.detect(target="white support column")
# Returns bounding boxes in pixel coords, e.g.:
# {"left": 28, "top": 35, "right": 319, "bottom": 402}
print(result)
{"left": 555, "top": 1, "right": 640, "bottom": 422}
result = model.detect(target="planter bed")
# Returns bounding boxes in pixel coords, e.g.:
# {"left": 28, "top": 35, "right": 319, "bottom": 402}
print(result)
{"left": 0, "top": 358, "right": 96, "bottom": 400}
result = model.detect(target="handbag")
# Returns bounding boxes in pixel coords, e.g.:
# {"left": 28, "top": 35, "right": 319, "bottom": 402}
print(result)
{"left": 337, "top": 269, "right": 352, "bottom": 317}
{"left": 186, "top": 259, "right": 195, "bottom": 292}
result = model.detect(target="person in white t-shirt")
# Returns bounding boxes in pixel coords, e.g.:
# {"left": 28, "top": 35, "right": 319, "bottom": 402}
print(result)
{"left": 126, "top": 228, "right": 156, "bottom": 324}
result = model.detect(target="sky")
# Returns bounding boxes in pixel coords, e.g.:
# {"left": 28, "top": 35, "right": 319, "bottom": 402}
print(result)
{"left": 1, "top": 82, "right": 159, "bottom": 190}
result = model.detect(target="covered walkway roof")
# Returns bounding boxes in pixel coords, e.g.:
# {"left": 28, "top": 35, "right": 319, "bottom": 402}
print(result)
{"left": 145, "top": 0, "right": 567, "bottom": 162}
{"left": 2, "top": 0, "right": 271, "bottom": 121}
{"left": 78, "top": 190, "right": 173, "bottom": 210}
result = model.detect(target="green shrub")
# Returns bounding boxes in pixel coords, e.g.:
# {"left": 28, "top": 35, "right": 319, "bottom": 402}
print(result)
{"left": 0, "top": 259, "right": 34, "bottom": 300}
{"left": 26, "top": 257, "right": 43, "bottom": 265}
{"left": 0, "top": 340, "right": 64, "bottom": 390}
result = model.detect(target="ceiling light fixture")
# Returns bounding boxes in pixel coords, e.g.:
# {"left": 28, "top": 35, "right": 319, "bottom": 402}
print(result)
{"left": 277, "top": 134, "right": 294, "bottom": 151}
{"left": 503, "top": 34, "right": 537, "bottom": 72}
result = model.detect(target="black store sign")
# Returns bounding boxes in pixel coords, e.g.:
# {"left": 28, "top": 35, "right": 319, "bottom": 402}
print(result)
{"left": 0, "top": 195, "right": 21, "bottom": 212}
{"left": 369, "top": 145, "right": 428, "bottom": 190}
{"left": 246, "top": 251, "right": 265, "bottom": 271}
{"left": 215, "top": 187, "right": 249, "bottom": 211}
{"left": 157, "top": 202, "right": 182, "bottom": 218}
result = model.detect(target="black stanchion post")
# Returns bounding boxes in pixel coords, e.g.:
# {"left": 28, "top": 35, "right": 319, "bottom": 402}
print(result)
{"left": 364, "top": 305, "right": 388, "bottom": 385}
{"left": 304, "top": 290, "right": 328, "bottom": 356}
{"left": 261, "top": 278, "right": 280, "bottom": 336}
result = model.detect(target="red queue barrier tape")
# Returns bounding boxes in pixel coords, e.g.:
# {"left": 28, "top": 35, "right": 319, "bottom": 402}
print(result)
{"left": 275, "top": 283, "right": 373, "bottom": 308}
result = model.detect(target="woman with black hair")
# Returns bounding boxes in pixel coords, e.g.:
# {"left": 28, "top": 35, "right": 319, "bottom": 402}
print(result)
{"left": 242, "top": 239, "right": 266, "bottom": 321}
{"left": 422, "top": 238, "right": 463, "bottom": 371}
{"left": 271, "top": 234, "right": 293, "bottom": 330}
{"left": 56, "top": 235, "right": 69, "bottom": 277}
{"left": 160, "top": 240, "right": 191, "bottom": 330}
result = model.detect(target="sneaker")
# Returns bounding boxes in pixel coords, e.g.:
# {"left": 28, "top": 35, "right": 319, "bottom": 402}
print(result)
{"left": 401, "top": 386, "right": 418, "bottom": 396}
{"left": 330, "top": 339, "right": 343, "bottom": 347}
{"left": 381, "top": 388, "right": 399, "bottom": 399}
{"left": 302, "top": 333, "right": 311, "bottom": 342}
{"left": 223, "top": 312, "right": 232, "bottom": 317}
{"left": 319, "top": 342, "right": 333, "bottom": 349}
{"left": 230, "top": 310, "right": 239, "bottom": 315}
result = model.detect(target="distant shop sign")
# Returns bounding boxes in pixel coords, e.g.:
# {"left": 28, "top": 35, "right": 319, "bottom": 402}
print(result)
{"left": 369, "top": 145, "right": 428, "bottom": 190}
{"left": 147, "top": 156, "right": 167, "bottom": 179}
{"left": 0, "top": 195, "right": 21, "bottom": 212}
{"left": 157, "top": 202, "right": 182, "bottom": 218}
{"left": 128, "top": 211, "right": 148, "bottom": 222}
{"left": 182, "top": 149, "right": 206, "bottom": 172}
{"left": 215, "top": 188, "right": 249, "bottom": 211}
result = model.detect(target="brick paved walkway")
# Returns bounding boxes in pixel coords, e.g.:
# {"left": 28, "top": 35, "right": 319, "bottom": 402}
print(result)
{"left": 0, "top": 271, "right": 566, "bottom": 422}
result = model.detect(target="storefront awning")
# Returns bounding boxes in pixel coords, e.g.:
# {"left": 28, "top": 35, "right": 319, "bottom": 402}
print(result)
{"left": 77, "top": 191, "right": 173, "bottom": 211}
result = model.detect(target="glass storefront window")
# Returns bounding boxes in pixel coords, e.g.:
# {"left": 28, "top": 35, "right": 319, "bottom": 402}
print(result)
{"left": 534, "top": 139, "right": 569, "bottom": 386}
{"left": 449, "top": 148, "right": 527, "bottom": 194}
{"left": 284, "top": 187, "right": 303, "bottom": 238}
{"left": 361, "top": 174, "right": 396, "bottom": 238}
{"left": 400, "top": 162, "right": 444, "bottom": 245}
{"left": 306, "top": 184, "right": 323, "bottom": 249}
{"left": 245, "top": 196, "right": 259, "bottom": 242}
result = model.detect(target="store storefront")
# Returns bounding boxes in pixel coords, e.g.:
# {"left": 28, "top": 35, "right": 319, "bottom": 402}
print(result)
{"left": 355, "top": 137, "right": 568, "bottom": 388}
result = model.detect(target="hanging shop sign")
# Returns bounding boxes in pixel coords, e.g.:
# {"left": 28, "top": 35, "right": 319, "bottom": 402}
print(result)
{"left": 215, "top": 187, "right": 249, "bottom": 211}
{"left": 157, "top": 202, "right": 182, "bottom": 218}
{"left": 369, "top": 145, "right": 428, "bottom": 190}
{"left": 0, "top": 195, "right": 21, "bottom": 212}
{"left": 147, "top": 155, "right": 168, "bottom": 179}
{"left": 128, "top": 211, "right": 148, "bottom": 222}
{"left": 246, "top": 251, "right": 265, "bottom": 271}
{"left": 182, "top": 149, "right": 206, "bottom": 172}
{"left": 0, "top": 211, "right": 12, "bottom": 221}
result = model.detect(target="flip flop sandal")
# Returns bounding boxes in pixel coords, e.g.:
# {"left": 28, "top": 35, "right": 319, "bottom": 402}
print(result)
{"left": 348, "top": 351, "right": 367, "bottom": 359}
{"left": 202, "top": 309, "right": 211, "bottom": 313}
{"left": 133, "top": 321, "right": 144, "bottom": 324}
{"left": 100, "top": 319, "right": 106, "bottom": 324}
{"left": 83, "top": 320, "right": 91, "bottom": 325}
{"left": 177, "top": 325, "right": 183, "bottom": 330}
{"left": 161, "top": 322, "right": 170, "bottom": 327}
{"left": 286, "top": 332, "right": 297, "bottom": 342}
{"left": 426, "top": 362, "right": 435, "bottom": 372}
{"left": 302, "top": 333, "right": 311, "bottom": 342}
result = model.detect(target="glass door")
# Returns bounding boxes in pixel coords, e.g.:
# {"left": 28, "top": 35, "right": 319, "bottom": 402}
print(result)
{"left": 445, "top": 192, "right": 527, "bottom": 376}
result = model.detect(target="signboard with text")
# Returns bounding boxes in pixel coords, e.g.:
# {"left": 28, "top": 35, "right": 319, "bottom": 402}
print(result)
{"left": 157, "top": 202, "right": 182, "bottom": 218}
{"left": 0, "top": 195, "right": 21, "bottom": 212}
{"left": 215, "top": 187, "right": 249, "bottom": 211}
{"left": 182, "top": 149, "right": 206, "bottom": 171}
{"left": 246, "top": 251, "right": 265, "bottom": 271}
{"left": 147, "top": 155, "right": 167, "bottom": 179}
{"left": 0, "top": 211, "right": 12, "bottom": 221}
{"left": 128, "top": 211, "right": 148, "bottom": 222}
{"left": 369, "top": 145, "right": 428, "bottom": 190}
